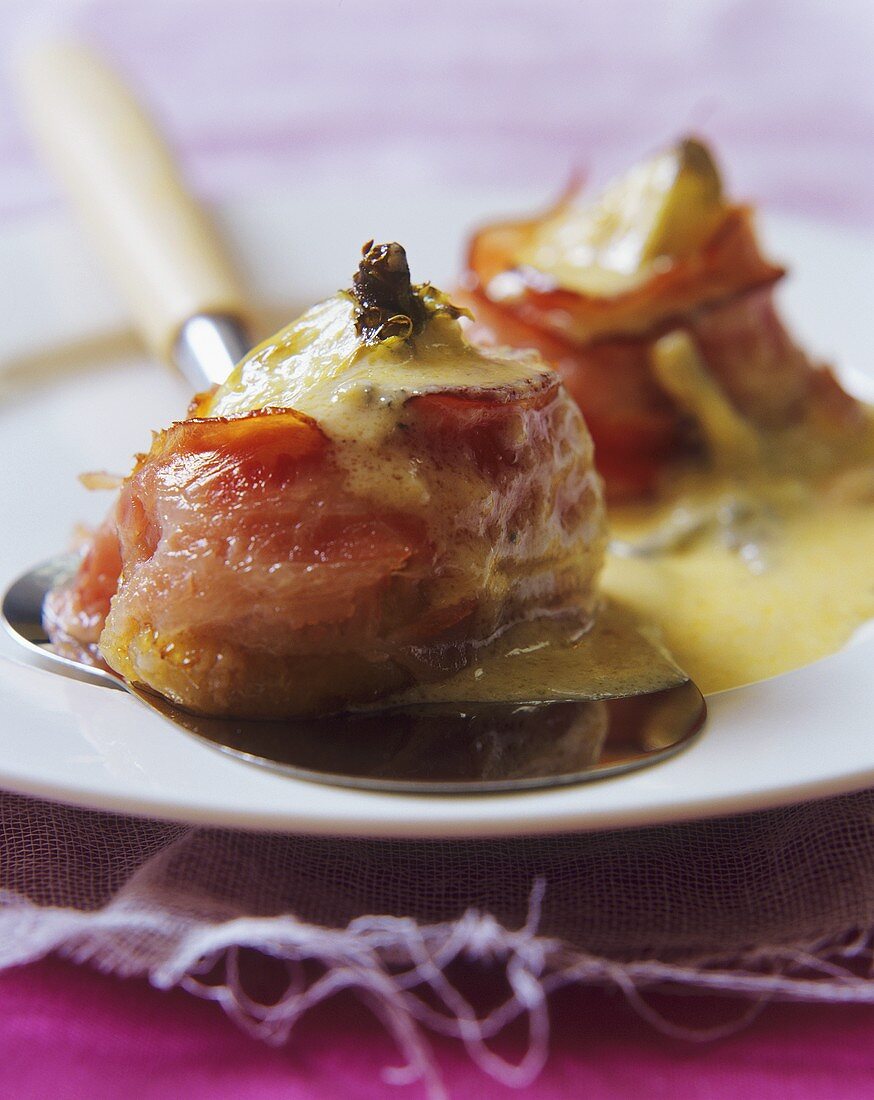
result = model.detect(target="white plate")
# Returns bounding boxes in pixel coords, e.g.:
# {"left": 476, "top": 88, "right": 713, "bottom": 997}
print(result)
{"left": 1, "top": 185, "right": 873, "bottom": 837}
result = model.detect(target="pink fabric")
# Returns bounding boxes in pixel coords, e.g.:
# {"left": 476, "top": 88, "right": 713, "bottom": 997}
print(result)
{"left": 1, "top": 0, "right": 873, "bottom": 227}
{"left": 1, "top": 1, "right": 873, "bottom": 1097}
{"left": 5, "top": 960, "right": 874, "bottom": 1099}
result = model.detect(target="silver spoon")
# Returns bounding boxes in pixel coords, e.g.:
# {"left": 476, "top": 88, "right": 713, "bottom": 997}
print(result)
{"left": 10, "top": 45, "right": 706, "bottom": 793}
{"left": 2, "top": 554, "right": 706, "bottom": 794}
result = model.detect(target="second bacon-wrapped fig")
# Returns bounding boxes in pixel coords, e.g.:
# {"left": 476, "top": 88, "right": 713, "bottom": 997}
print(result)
{"left": 45, "top": 243, "right": 606, "bottom": 718}
{"left": 463, "top": 138, "right": 862, "bottom": 498}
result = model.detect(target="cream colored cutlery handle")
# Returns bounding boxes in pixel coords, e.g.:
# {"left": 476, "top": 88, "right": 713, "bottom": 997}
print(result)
{"left": 16, "top": 40, "right": 249, "bottom": 362}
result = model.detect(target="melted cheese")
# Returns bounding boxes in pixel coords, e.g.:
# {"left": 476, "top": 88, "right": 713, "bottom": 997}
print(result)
{"left": 201, "top": 292, "right": 555, "bottom": 513}
{"left": 204, "top": 293, "right": 550, "bottom": 445}
{"left": 604, "top": 432, "right": 874, "bottom": 694}
{"left": 403, "top": 440, "right": 874, "bottom": 704}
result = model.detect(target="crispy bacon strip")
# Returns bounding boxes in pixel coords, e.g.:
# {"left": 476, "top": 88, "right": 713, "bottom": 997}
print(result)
{"left": 48, "top": 378, "right": 604, "bottom": 716}
{"left": 466, "top": 201, "right": 784, "bottom": 346}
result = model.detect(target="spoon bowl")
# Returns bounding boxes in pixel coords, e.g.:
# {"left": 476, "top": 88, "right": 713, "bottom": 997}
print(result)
{"left": 2, "top": 555, "right": 707, "bottom": 794}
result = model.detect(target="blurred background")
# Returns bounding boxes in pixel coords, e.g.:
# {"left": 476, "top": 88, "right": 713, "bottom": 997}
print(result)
{"left": 1, "top": 0, "right": 872, "bottom": 227}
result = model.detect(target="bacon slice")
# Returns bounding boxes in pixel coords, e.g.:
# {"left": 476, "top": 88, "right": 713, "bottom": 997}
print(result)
{"left": 42, "top": 517, "right": 122, "bottom": 665}
{"left": 48, "top": 377, "right": 604, "bottom": 718}
{"left": 467, "top": 202, "right": 784, "bottom": 346}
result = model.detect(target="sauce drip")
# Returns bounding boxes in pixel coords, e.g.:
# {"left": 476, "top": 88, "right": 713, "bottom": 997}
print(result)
{"left": 389, "top": 601, "right": 688, "bottom": 707}
{"left": 604, "top": 407, "right": 874, "bottom": 693}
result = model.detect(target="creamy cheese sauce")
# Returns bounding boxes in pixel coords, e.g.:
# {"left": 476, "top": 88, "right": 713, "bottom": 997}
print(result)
{"left": 402, "top": 440, "right": 874, "bottom": 704}
{"left": 205, "top": 293, "right": 550, "bottom": 445}
{"left": 604, "top": 433, "right": 874, "bottom": 695}
{"left": 605, "top": 331, "right": 874, "bottom": 695}
{"left": 202, "top": 293, "right": 555, "bottom": 513}
{"left": 390, "top": 601, "right": 688, "bottom": 707}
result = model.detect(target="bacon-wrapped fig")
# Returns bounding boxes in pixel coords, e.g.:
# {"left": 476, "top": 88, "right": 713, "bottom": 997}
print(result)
{"left": 463, "top": 138, "right": 861, "bottom": 498}
{"left": 45, "top": 243, "right": 606, "bottom": 718}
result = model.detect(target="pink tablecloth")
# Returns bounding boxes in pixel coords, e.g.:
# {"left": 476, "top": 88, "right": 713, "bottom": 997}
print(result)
{"left": 1, "top": 1, "right": 873, "bottom": 1096}
{"left": 6, "top": 960, "right": 874, "bottom": 1099}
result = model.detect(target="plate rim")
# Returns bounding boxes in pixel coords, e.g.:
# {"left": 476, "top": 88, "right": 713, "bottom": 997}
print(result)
{"left": 1, "top": 193, "right": 872, "bottom": 837}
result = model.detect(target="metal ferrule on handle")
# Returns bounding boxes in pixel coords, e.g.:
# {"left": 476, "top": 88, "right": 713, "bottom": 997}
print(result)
{"left": 15, "top": 40, "right": 252, "bottom": 378}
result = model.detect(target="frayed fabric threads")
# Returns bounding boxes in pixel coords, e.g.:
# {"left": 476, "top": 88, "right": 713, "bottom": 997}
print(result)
{"left": 5, "top": 790, "right": 874, "bottom": 1095}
